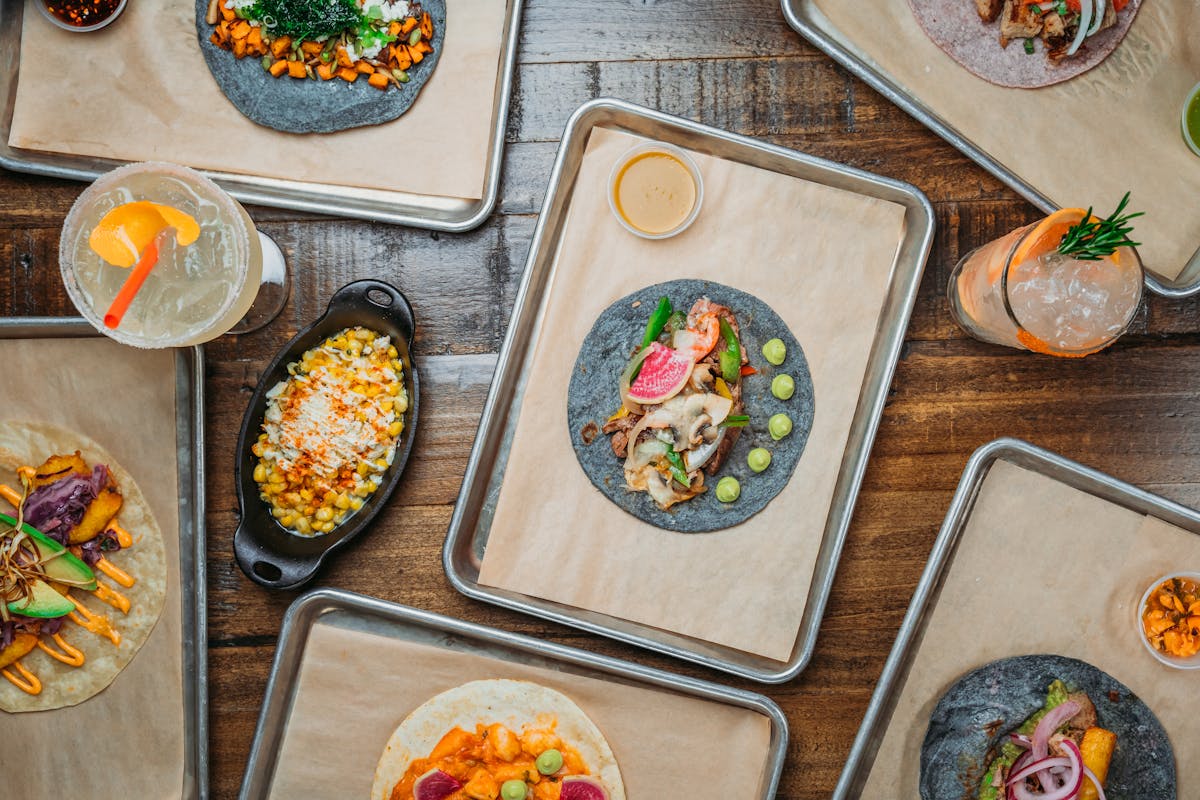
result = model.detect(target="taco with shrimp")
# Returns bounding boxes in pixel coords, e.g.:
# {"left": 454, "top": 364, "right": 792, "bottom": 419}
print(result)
{"left": 0, "top": 421, "right": 167, "bottom": 712}
{"left": 371, "top": 679, "right": 625, "bottom": 800}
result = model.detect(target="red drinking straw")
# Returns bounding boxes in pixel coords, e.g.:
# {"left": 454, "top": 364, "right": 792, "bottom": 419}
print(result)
{"left": 103, "top": 229, "right": 168, "bottom": 330}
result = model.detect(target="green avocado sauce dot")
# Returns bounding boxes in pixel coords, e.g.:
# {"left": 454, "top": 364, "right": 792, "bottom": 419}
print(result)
{"left": 747, "top": 448, "right": 771, "bottom": 473}
{"left": 771, "top": 374, "right": 795, "bottom": 400}
{"left": 715, "top": 476, "right": 741, "bottom": 502}
{"left": 769, "top": 413, "right": 792, "bottom": 441}
{"left": 536, "top": 749, "right": 563, "bottom": 776}
{"left": 761, "top": 338, "right": 786, "bottom": 365}
{"left": 500, "top": 779, "right": 528, "bottom": 800}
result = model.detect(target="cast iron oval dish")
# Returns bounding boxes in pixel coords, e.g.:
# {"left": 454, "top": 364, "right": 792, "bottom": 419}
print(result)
{"left": 920, "top": 654, "right": 1176, "bottom": 800}
{"left": 195, "top": 0, "right": 446, "bottom": 134}
{"left": 567, "top": 279, "right": 814, "bottom": 533}
{"left": 234, "top": 279, "right": 418, "bottom": 589}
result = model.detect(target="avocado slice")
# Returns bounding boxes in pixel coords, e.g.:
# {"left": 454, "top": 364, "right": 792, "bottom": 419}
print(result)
{"left": 0, "top": 512, "right": 97, "bottom": 591}
{"left": 6, "top": 578, "right": 75, "bottom": 618}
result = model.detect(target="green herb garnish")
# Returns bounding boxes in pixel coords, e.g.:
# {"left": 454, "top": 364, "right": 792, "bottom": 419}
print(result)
{"left": 248, "top": 0, "right": 361, "bottom": 41}
{"left": 663, "top": 446, "right": 690, "bottom": 488}
{"left": 1024, "top": 38, "right": 1036, "bottom": 54}
{"left": 1057, "top": 192, "right": 1143, "bottom": 261}
{"left": 1056, "top": 1, "right": 1068, "bottom": 15}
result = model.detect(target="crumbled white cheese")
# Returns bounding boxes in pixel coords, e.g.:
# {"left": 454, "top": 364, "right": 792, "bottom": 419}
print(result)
{"left": 359, "top": 0, "right": 412, "bottom": 22}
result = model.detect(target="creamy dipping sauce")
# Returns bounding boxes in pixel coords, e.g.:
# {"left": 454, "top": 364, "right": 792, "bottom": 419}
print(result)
{"left": 613, "top": 151, "right": 698, "bottom": 235}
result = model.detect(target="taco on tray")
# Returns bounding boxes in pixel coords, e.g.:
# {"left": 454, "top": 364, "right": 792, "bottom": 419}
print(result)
{"left": 920, "top": 654, "right": 1175, "bottom": 800}
{"left": 371, "top": 679, "right": 625, "bottom": 800}
{"left": 909, "top": 0, "right": 1142, "bottom": 88}
{"left": 0, "top": 421, "right": 167, "bottom": 712}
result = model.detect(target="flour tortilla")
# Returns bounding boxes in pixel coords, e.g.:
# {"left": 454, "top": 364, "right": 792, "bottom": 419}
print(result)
{"left": 371, "top": 679, "right": 626, "bottom": 800}
{"left": 908, "top": 0, "right": 1142, "bottom": 88}
{"left": 0, "top": 421, "right": 167, "bottom": 712}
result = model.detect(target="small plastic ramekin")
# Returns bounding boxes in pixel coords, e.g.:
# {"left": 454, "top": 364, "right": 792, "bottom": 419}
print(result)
{"left": 1183, "top": 81, "right": 1200, "bottom": 159}
{"left": 607, "top": 142, "right": 704, "bottom": 240}
{"left": 1136, "top": 571, "right": 1200, "bottom": 670}
{"left": 37, "top": 0, "right": 128, "bottom": 33}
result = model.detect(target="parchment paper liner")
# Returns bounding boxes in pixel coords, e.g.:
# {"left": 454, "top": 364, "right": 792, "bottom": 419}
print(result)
{"left": 9, "top": 0, "right": 507, "bottom": 201}
{"left": 865, "top": 459, "right": 1197, "bottom": 794}
{"left": 809, "top": 1, "right": 1200, "bottom": 280}
{"left": 0, "top": 337, "right": 183, "bottom": 799}
{"left": 266, "top": 621, "right": 772, "bottom": 798}
{"left": 477, "top": 127, "right": 908, "bottom": 661}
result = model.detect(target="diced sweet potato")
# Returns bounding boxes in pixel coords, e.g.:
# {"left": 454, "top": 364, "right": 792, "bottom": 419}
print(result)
{"left": 355, "top": 61, "right": 375, "bottom": 74}
{"left": 336, "top": 47, "right": 355, "bottom": 68}
{"left": 69, "top": 486, "right": 123, "bottom": 545}
{"left": 270, "top": 36, "right": 292, "bottom": 58}
{"left": 420, "top": 12, "right": 433, "bottom": 39}
{"left": 338, "top": 67, "right": 359, "bottom": 82}
{"left": 269, "top": 59, "right": 290, "bottom": 77}
{"left": 300, "top": 41, "right": 323, "bottom": 57}
{"left": 29, "top": 453, "right": 88, "bottom": 490}
{"left": 287, "top": 60, "right": 308, "bottom": 79}
{"left": 220, "top": 4, "right": 235, "bottom": 21}
{"left": 400, "top": 16, "right": 418, "bottom": 35}
{"left": 368, "top": 72, "right": 390, "bottom": 89}
{"left": 316, "top": 62, "right": 335, "bottom": 80}
{"left": 408, "top": 46, "right": 423, "bottom": 64}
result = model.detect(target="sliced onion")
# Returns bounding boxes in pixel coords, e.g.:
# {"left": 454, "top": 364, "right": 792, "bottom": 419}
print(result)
{"left": 1066, "top": 0, "right": 1093, "bottom": 56}
{"left": 1011, "top": 739, "right": 1083, "bottom": 800}
{"left": 1010, "top": 733, "right": 1032, "bottom": 749}
{"left": 1031, "top": 700, "right": 1080, "bottom": 785}
{"left": 1081, "top": 765, "right": 1108, "bottom": 800}
{"left": 683, "top": 427, "right": 726, "bottom": 471}
{"left": 1088, "top": 0, "right": 1106, "bottom": 35}
{"left": 1007, "top": 757, "right": 1071, "bottom": 787}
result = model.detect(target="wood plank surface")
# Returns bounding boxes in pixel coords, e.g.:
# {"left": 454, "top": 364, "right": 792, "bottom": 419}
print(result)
{"left": 4, "top": 2, "right": 1200, "bottom": 798}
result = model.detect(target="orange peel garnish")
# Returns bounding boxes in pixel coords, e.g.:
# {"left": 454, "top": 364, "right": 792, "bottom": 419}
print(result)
{"left": 88, "top": 201, "right": 200, "bottom": 268}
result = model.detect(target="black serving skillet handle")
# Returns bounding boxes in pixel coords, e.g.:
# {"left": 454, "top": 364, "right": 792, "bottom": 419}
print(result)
{"left": 233, "top": 279, "right": 418, "bottom": 590}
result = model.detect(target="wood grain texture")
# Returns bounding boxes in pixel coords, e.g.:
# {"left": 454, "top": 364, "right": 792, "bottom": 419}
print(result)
{"left": 3, "top": 1, "right": 1200, "bottom": 797}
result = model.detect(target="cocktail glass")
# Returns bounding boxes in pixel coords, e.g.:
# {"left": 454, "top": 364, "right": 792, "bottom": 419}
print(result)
{"left": 948, "top": 211, "right": 1143, "bottom": 357}
{"left": 60, "top": 161, "right": 289, "bottom": 347}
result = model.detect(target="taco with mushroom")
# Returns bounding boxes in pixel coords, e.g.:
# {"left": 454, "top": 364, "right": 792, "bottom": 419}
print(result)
{"left": 0, "top": 421, "right": 167, "bottom": 712}
{"left": 371, "top": 679, "right": 625, "bottom": 800}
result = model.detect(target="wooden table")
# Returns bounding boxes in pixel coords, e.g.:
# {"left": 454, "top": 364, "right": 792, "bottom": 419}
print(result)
{"left": 4, "top": 2, "right": 1200, "bottom": 797}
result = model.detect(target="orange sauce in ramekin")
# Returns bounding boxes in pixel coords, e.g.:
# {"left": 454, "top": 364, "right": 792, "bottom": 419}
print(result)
{"left": 613, "top": 151, "right": 697, "bottom": 236}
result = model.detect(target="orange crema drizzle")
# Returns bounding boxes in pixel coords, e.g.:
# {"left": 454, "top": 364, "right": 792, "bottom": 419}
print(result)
{"left": 91, "top": 580, "right": 131, "bottom": 614}
{"left": 2, "top": 661, "right": 41, "bottom": 695}
{"left": 69, "top": 596, "right": 121, "bottom": 646}
{"left": 37, "top": 633, "right": 85, "bottom": 667}
{"left": 95, "top": 558, "right": 135, "bottom": 588}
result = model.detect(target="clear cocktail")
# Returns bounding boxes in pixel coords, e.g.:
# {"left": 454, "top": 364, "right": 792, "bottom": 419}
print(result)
{"left": 949, "top": 204, "right": 1143, "bottom": 356}
{"left": 60, "top": 162, "right": 286, "bottom": 347}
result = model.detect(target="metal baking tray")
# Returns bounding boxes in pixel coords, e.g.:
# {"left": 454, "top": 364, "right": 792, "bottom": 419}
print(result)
{"left": 238, "top": 587, "right": 789, "bottom": 799}
{"left": 443, "top": 97, "right": 935, "bottom": 684}
{"left": 780, "top": 0, "right": 1200, "bottom": 299}
{"left": 0, "top": 0, "right": 523, "bottom": 232}
{"left": 0, "top": 317, "right": 208, "bottom": 799}
{"left": 833, "top": 437, "right": 1200, "bottom": 798}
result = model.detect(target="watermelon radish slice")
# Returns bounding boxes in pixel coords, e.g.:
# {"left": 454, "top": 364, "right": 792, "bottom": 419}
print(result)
{"left": 559, "top": 776, "right": 610, "bottom": 800}
{"left": 622, "top": 343, "right": 693, "bottom": 406}
{"left": 412, "top": 768, "right": 462, "bottom": 800}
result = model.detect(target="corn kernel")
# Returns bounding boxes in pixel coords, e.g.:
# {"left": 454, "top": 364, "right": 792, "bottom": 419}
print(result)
{"left": 253, "top": 464, "right": 267, "bottom": 483}
{"left": 295, "top": 517, "right": 312, "bottom": 535}
{"left": 279, "top": 514, "right": 296, "bottom": 528}
{"left": 380, "top": 399, "right": 393, "bottom": 413}
{"left": 271, "top": 506, "right": 288, "bottom": 519}
{"left": 334, "top": 493, "right": 351, "bottom": 510}
{"left": 388, "top": 421, "right": 403, "bottom": 437}
{"left": 315, "top": 507, "right": 334, "bottom": 522}
{"left": 387, "top": 383, "right": 401, "bottom": 396}
{"left": 350, "top": 498, "right": 364, "bottom": 511}
{"left": 355, "top": 328, "right": 374, "bottom": 341}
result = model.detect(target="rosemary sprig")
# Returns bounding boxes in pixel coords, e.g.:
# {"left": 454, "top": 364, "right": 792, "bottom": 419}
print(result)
{"left": 1057, "top": 191, "right": 1143, "bottom": 261}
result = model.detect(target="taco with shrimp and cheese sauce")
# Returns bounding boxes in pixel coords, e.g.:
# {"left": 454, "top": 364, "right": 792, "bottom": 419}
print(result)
{"left": 372, "top": 679, "right": 625, "bottom": 800}
{"left": 0, "top": 421, "right": 167, "bottom": 712}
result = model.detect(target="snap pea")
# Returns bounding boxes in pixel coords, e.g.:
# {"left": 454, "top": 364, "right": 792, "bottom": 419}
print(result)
{"left": 718, "top": 317, "right": 741, "bottom": 384}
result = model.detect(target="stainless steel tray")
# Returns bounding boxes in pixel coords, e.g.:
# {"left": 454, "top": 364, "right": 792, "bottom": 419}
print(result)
{"left": 443, "top": 97, "right": 935, "bottom": 684}
{"left": 833, "top": 437, "right": 1200, "bottom": 798}
{"left": 780, "top": 0, "right": 1200, "bottom": 299}
{"left": 0, "top": 317, "right": 208, "bottom": 799}
{"left": 238, "top": 588, "right": 788, "bottom": 799}
{"left": 0, "top": 0, "right": 522, "bottom": 232}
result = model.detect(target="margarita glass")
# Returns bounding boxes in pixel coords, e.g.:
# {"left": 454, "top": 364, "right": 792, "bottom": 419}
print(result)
{"left": 60, "top": 162, "right": 288, "bottom": 347}
{"left": 948, "top": 210, "right": 1143, "bottom": 357}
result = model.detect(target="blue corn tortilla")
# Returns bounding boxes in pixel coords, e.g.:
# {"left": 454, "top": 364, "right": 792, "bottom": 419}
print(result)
{"left": 195, "top": 0, "right": 445, "bottom": 134}
{"left": 920, "top": 654, "right": 1176, "bottom": 800}
{"left": 566, "top": 279, "right": 814, "bottom": 534}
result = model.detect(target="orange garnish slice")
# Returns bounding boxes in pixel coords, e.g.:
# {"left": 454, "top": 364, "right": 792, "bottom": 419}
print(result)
{"left": 1009, "top": 208, "right": 1095, "bottom": 269}
{"left": 88, "top": 201, "right": 200, "bottom": 268}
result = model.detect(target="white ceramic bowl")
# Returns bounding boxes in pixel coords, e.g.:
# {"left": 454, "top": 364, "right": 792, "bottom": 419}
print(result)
{"left": 36, "top": 0, "right": 128, "bottom": 33}
{"left": 1136, "top": 571, "right": 1200, "bottom": 670}
{"left": 1183, "top": 81, "right": 1200, "bottom": 159}
{"left": 607, "top": 142, "right": 703, "bottom": 240}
